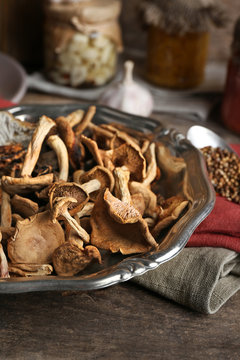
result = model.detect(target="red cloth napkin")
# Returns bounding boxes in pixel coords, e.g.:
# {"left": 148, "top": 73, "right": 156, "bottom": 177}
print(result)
{"left": 187, "top": 144, "right": 240, "bottom": 253}
{"left": 0, "top": 98, "right": 15, "bottom": 108}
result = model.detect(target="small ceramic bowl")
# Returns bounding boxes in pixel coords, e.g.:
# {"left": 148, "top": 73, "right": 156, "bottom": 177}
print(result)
{"left": 0, "top": 52, "right": 27, "bottom": 102}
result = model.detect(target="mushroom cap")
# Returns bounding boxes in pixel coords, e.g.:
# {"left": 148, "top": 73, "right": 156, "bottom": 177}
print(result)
{"left": 151, "top": 196, "right": 189, "bottom": 237}
{"left": 80, "top": 134, "right": 104, "bottom": 167}
{"left": 8, "top": 210, "right": 65, "bottom": 264}
{"left": 90, "top": 188, "right": 158, "bottom": 255}
{"left": 49, "top": 181, "right": 89, "bottom": 215}
{"left": 129, "top": 181, "right": 157, "bottom": 217}
{"left": 77, "top": 165, "right": 115, "bottom": 201}
{"left": 52, "top": 242, "right": 101, "bottom": 276}
{"left": 156, "top": 142, "right": 186, "bottom": 176}
{"left": 104, "top": 188, "right": 141, "bottom": 224}
{"left": 110, "top": 143, "right": 146, "bottom": 182}
{"left": 0, "top": 111, "right": 35, "bottom": 147}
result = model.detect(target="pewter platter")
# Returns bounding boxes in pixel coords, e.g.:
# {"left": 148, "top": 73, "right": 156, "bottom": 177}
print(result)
{"left": 0, "top": 104, "right": 215, "bottom": 293}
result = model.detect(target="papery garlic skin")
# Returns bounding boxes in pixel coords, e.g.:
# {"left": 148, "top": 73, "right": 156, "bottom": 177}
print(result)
{"left": 99, "top": 61, "right": 154, "bottom": 117}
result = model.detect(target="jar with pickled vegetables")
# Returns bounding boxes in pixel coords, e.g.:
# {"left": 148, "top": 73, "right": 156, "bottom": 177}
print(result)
{"left": 44, "top": 0, "right": 123, "bottom": 87}
{"left": 139, "top": 0, "right": 226, "bottom": 89}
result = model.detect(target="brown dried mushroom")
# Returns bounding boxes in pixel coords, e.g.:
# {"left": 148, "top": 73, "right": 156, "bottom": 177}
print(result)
{"left": 76, "top": 165, "right": 115, "bottom": 201}
{"left": 109, "top": 143, "right": 146, "bottom": 182}
{"left": 49, "top": 180, "right": 100, "bottom": 216}
{"left": 8, "top": 263, "right": 53, "bottom": 277}
{"left": 21, "top": 115, "right": 56, "bottom": 177}
{"left": 0, "top": 107, "right": 189, "bottom": 279}
{"left": 91, "top": 188, "right": 158, "bottom": 255}
{"left": 7, "top": 210, "right": 65, "bottom": 264}
{"left": 0, "top": 231, "right": 9, "bottom": 278}
{"left": 52, "top": 241, "right": 101, "bottom": 277}
{"left": 151, "top": 196, "right": 189, "bottom": 237}
{"left": 51, "top": 196, "right": 90, "bottom": 244}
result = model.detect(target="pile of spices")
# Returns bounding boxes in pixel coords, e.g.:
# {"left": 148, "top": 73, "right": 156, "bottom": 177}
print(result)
{"left": 201, "top": 146, "right": 240, "bottom": 204}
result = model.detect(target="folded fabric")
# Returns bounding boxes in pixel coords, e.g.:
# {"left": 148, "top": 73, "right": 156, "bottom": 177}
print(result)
{"left": 187, "top": 144, "right": 240, "bottom": 253}
{"left": 133, "top": 247, "right": 240, "bottom": 314}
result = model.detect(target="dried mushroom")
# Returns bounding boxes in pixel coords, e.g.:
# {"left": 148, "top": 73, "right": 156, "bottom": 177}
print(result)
{"left": 53, "top": 242, "right": 101, "bottom": 277}
{"left": 1, "top": 173, "right": 54, "bottom": 195}
{"left": 49, "top": 180, "right": 100, "bottom": 216}
{"left": 51, "top": 196, "right": 90, "bottom": 244}
{"left": 110, "top": 143, "right": 146, "bottom": 181}
{"left": 0, "top": 111, "right": 35, "bottom": 147}
{"left": 76, "top": 165, "right": 115, "bottom": 201}
{"left": 0, "top": 231, "right": 9, "bottom": 278}
{"left": 152, "top": 196, "right": 189, "bottom": 237}
{"left": 8, "top": 210, "right": 65, "bottom": 264}
{"left": 47, "top": 135, "right": 69, "bottom": 181}
{"left": 0, "top": 107, "right": 189, "bottom": 279}
{"left": 91, "top": 188, "right": 158, "bottom": 255}
{"left": 1, "top": 190, "right": 12, "bottom": 227}
{"left": 11, "top": 194, "right": 39, "bottom": 218}
{"left": 8, "top": 263, "right": 53, "bottom": 277}
{"left": 21, "top": 115, "right": 56, "bottom": 177}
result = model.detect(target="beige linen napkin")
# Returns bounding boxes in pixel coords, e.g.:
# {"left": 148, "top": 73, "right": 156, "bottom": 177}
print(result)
{"left": 133, "top": 247, "right": 240, "bottom": 314}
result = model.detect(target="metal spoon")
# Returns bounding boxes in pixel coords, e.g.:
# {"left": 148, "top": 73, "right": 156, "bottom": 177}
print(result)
{"left": 187, "top": 125, "right": 237, "bottom": 155}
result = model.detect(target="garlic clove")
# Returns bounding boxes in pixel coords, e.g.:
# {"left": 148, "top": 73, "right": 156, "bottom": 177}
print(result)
{"left": 99, "top": 60, "right": 154, "bottom": 117}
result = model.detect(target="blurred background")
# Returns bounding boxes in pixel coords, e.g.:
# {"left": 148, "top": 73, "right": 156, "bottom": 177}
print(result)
{"left": 1, "top": 0, "right": 239, "bottom": 68}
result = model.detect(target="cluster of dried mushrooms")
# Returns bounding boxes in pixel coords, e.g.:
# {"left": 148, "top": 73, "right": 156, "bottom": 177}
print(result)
{"left": 0, "top": 107, "right": 188, "bottom": 278}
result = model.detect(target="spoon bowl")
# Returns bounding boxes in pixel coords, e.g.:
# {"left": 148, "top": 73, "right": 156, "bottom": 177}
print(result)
{"left": 187, "top": 125, "right": 237, "bottom": 155}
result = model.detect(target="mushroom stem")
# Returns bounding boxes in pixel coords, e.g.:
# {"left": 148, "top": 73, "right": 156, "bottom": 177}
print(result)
{"left": 47, "top": 135, "right": 69, "bottom": 181}
{"left": 52, "top": 197, "right": 90, "bottom": 244}
{"left": 142, "top": 142, "right": 157, "bottom": 186}
{"left": 1, "top": 190, "right": 12, "bottom": 228}
{"left": 2, "top": 173, "right": 54, "bottom": 195}
{"left": 64, "top": 109, "right": 85, "bottom": 128}
{"left": 21, "top": 115, "right": 56, "bottom": 177}
{"left": 77, "top": 202, "right": 94, "bottom": 218}
{"left": 75, "top": 105, "right": 96, "bottom": 137}
{"left": 114, "top": 167, "right": 132, "bottom": 203}
{"left": 81, "top": 179, "right": 101, "bottom": 194}
{"left": 0, "top": 232, "right": 9, "bottom": 278}
{"left": 64, "top": 211, "right": 89, "bottom": 243}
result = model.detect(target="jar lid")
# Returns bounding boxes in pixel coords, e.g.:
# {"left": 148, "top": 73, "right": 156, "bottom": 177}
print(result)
{"left": 45, "top": 0, "right": 121, "bottom": 24}
{"left": 139, "top": 0, "right": 226, "bottom": 34}
{"left": 45, "top": 0, "right": 123, "bottom": 50}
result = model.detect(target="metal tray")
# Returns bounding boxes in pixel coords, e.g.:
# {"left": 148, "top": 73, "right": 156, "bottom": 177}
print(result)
{"left": 0, "top": 104, "right": 215, "bottom": 293}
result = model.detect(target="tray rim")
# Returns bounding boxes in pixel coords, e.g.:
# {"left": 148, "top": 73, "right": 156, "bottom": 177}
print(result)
{"left": 0, "top": 104, "right": 215, "bottom": 293}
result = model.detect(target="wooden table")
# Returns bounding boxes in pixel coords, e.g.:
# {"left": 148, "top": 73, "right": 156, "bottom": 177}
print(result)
{"left": 1, "top": 92, "right": 240, "bottom": 360}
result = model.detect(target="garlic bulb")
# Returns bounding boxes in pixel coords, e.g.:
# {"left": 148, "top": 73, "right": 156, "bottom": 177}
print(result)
{"left": 99, "top": 60, "right": 154, "bottom": 117}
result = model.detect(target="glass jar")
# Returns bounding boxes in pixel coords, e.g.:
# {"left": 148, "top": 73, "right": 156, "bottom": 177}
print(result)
{"left": 44, "top": 0, "right": 122, "bottom": 87}
{"left": 146, "top": 26, "right": 209, "bottom": 89}
{"left": 221, "top": 18, "right": 240, "bottom": 134}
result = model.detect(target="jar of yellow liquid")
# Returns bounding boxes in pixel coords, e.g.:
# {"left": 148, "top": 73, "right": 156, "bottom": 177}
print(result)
{"left": 146, "top": 27, "right": 209, "bottom": 89}
{"left": 139, "top": 0, "right": 226, "bottom": 89}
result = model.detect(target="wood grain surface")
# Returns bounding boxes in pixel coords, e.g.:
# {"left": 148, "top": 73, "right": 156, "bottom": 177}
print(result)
{"left": 0, "top": 282, "right": 239, "bottom": 360}
{"left": 0, "top": 93, "right": 239, "bottom": 360}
